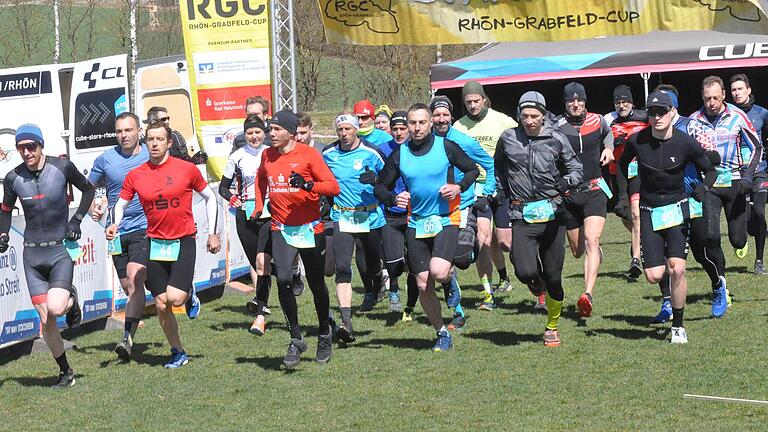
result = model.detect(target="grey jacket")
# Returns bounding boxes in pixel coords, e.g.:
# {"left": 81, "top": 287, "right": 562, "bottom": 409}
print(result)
{"left": 494, "top": 120, "right": 583, "bottom": 220}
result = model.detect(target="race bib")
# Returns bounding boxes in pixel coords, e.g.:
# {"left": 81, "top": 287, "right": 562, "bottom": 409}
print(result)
{"left": 650, "top": 202, "right": 684, "bottom": 231}
{"left": 688, "top": 197, "right": 703, "bottom": 219}
{"left": 628, "top": 161, "right": 638, "bottom": 179}
{"left": 281, "top": 223, "right": 316, "bottom": 248}
{"left": 741, "top": 146, "right": 753, "bottom": 165}
{"left": 459, "top": 208, "right": 469, "bottom": 229}
{"left": 150, "top": 238, "right": 180, "bottom": 261}
{"left": 261, "top": 198, "right": 271, "bottom": 219}
{"left": 597, "top": 178, "right": 613, "bottom": 199}
{"left": 64, "top": 240, "right": 83, "bottom": 261}
{"left": 714, "top": 168, "right": 732, "bottom": 188}
{"left": 522, "top": 200, "right": 555, "bottom": 224}
{"left": 415, "top": 215, "right": 443, "bottom": 239}
{"left": 108, "top": 234, "right": 122, "bottom": 256}
{"left": 339, "top": 210, "right": 370, "bottom": 233}
{"left": 244, "top": 200, "right": 256, "bottom": 220}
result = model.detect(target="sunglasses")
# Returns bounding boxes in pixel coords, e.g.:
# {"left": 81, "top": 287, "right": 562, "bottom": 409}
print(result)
{"left": 647, "top": 107, "right": 670, "bottom": 117}
{"left": 158, "top": 116, "right": 170, "bottom": 122}
{"left": 356, "top": 115, "right": 371, "bottom": 120}
{"left": 15, "top": 142, "right": 39, "bottom": 152}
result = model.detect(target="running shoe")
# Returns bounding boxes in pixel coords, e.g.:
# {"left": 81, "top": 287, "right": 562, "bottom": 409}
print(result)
{"left": 317, "top": 329, "right": 333, "bottom": 364}
{"left": 164, "top": 348, "right": 190, "bottom": 369}
{"left": 263, "top": 306, "right": 271, "bottom": 315}
{"left": 249, "top": 316, "right": 266, "bottom": 336}
{"left": 670, "top": 327, "right": 688, "bottom": 344}
{"left": 185, "top": 286, "right": 201, "bottom": 319}
{"left": 627, "top": 258, "right": 642, "bottom": 280}
{"left": 360, "top": 292, "right": 377, "bottom": 312}
{"left": 401, "top": 308, "right": 413, "bottom": 323}
{"left": 446, "top": 313, "right": 466, "bottom": 331}
{"left": 534, "top": 293, "right": 547, "bottom": 312}
{"left": 755, "top": 260, "right": 767, "bottom": 275}
{"left": 291, "top": 274, "right": 304, "bottom": 297}
{"left": 496, "top": 278, "right": 513, "bottom": 293}
{"left": 283, "top": 337, "right": 307, "bottom": 368}
{"left": 735, "top": 244, "right": 748, "bottom": 259}
{"left": 446, "top": 275, "right": 461, "bottom": 308}
{"left": 114, "top": 337, "right": 133, "bottom": 360}
{"left": 651, "top": 300, "right": 673, "bottom": 324}
{"left": 543, "top": 329, "right": 561, "bottom": 347}
{"left": 51, "top": 368, "right": 75, "bottom": 389}
{"left": 245, "top": 297, "right": 259, "bottom": 314}
{"left": 577, "top": 293, "right": 593, "bottom": 318}
{"left": 65, "top": 289, "right": 82, "bottom": 329}
{"left": 335, "top": 322, "right": 355, "bottom": 344}
{"left": 478, "top": 292, "right": 496, "bottom": 310}
{"left": 432, "top": 330, "right": 452, "bottom": 352}
{"left": 389, "top": 292, "right": 402, "bottom": 313}
{"left": 711, "top": 278, "right": 728, "bottom": 318}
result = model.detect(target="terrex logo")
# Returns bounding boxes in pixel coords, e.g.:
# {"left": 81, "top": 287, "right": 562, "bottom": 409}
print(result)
{"left": 83, "top": 62, "right": 125, "bottom": 89}
{"left": 186, "top": 0, "right": 265, "bottom": 20}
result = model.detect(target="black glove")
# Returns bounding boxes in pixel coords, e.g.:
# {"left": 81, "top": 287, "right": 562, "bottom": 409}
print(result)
{"left": 740, "top": 179, "right": 753, "bottom": 195}
{"left": 492, "top": 187, "right": 506, "bottom": 206}
{"left": 191, "top": 151, "right": 208, "bottom": 165}
{"left": 359, "top": 166, "right": 377, "bottom": 185}
{"left": 0, "top": 234, "right": 8, "bottom": 253}
{"left": 692, "top": 183, "right": 708, "bottom": 202}
{"left": 66, "top": 218, "right": 82, "bottom": 241}
{"left": 556, "top": 177, "right": 570, "bottom": 193}
{"left": 705, "top": 150, "right": 721, "bottom": 166}
{"left": 289, "top": 171, "right": 314, "bottom": 192}
{"left": 474, "top": 196, "right": 490, "bottom": 213}
{"left": 613, "top": 204, "right": 631, "bottom": 220}
{"left": 319, "top": 196, "right": 331, "bottom": 217}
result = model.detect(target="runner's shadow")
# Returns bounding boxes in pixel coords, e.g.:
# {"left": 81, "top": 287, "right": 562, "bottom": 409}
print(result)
{"left": 0, "top": 373, "right": 83, "bottom": 388}
{"left": 235, "top": 356, "right": 298, "bottom": 373}
{"left": 587, "top": 327, "right": 667, "bottom": 341}
{"left": 565, "top": 271, "right": 635, "bottom": 282}
{"left": 136, "top": 352, "right": 204, "bottom": 367}
{"left": 364, "top": 311, "right": 406, "bottom": 326}
{"left": 641, "top": 293, "right": 710, "bottom": 305}
{"left": 601, "top": 314, "right": 658, "bottom": 327}
{"left": 213, "top": 305, "right": 252, "bottom": 316}
{"left": 354, "top": 337, "right": 434, "bottom": 351}
{"left": 463, "top": 330, "right": 540, "bottom": 346}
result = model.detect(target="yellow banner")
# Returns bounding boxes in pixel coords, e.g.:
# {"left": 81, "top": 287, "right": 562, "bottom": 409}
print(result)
{"left": 319, "top": 0, "right": 768, "bottom": 45}
{"left": 179, "top": 0, "right": 272, "bottom": 179}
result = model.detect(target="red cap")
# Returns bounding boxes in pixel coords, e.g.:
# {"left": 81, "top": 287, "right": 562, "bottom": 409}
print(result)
{"left": 353, "top": 99, "right": 375, "bottom": 117}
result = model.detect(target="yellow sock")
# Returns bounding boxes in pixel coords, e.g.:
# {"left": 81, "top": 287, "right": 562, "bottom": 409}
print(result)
{"left": 545, "top": 293, "right": 563, "bottom": 330}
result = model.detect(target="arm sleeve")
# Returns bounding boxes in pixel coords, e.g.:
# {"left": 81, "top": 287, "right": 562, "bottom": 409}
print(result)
{"left": 65, "top": 160, "right": 95, "bottom": 222}
{"left": 253, "top": 152, "right": 268, "bottom": 214}
{"left": 0, "top": 176, "right": 17, "bottom": 235}
{"left": 618, "top": 136, "right": 638, "bottom": 180}
{"left": 112, "top": 198, "right": 130, "bottom": 229}
{"left": 374, "top": 149, "right": 401, "bottom": 207}
{"left": 218, "top": 176, "right": 234, "bottom": 201}
{"left": 444, "top": 140, "right": 479, "bottom": 192}
{"left": 559, "top": 136, "right": 583, "bottom": 187}
{"left": 740, "top": 122, "right": 762, "bottom": 183}
{"left": 197, "top": 185, "right": 220, "bottom": 235}
{"left": 690, "top": 137, "right": 717, "bottom": 189}
{"left": 307, "top": 146, "right": 340, "bottom": 197}
{"left": 600, "top": 117, "right": 615, "bottom": 151}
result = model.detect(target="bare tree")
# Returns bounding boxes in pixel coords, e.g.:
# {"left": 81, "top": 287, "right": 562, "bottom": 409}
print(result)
{"left": 61, "top": 0, "right": 102, "bottom": 62}
{"left": 3, "top": 0, "right": 48, "bottom": 66}
{"left": 293, "top": 0, "right": 328, "bottom": 111}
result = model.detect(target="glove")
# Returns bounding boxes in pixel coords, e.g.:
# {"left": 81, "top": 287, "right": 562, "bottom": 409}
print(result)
{"left": 289, "top": 171, "right": 314, "bottom": 192}
{"left": 705, "top": 150, "right": 721, "bottom": 166}
{"left": 740, "top": 179, "right": 753, "bottom": 195}
{"left": 613, "top": 204, "right": 631, "bottom": 220}
{"left": 319, "top": 197, "right": 331, "bottom": 217}
{"left": 0, "top": 234, "right": 8, "bottom": 253}
{"left": 692, "top": 183, "right": 708, "bottom": 202}
{"left": 66, "top": 218, "right": 82, "bottom": 241}
{"left": 359, "top": 166, "right": 377, "bottom": 185}
{"left": 492, "top": 187, "right": 506, "bottom": 206}
{"left": 474, "top": 196, "right": 490, "bottom": 213}
{"left": 556, "top": 177, "right": 570, "bottom": 193}
{"left": 229, "top": 195, "right": 240, "bottom": 207}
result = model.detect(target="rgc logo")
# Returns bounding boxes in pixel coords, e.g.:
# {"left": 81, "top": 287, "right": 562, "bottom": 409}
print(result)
{"left": 186, "top": 0, "right": 266, "bottom": 20}
{"left": 0, "top": 246, "right": 17, "bottom": 271}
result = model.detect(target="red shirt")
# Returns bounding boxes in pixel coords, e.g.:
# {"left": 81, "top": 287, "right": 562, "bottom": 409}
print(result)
{"left": 120, "top": 156, "right": 208, "bottom": 240}
{"left": 255, "top": 143, "right": 339, "bottom": 233}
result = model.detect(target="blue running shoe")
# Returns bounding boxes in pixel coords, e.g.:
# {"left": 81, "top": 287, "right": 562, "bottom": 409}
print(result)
{"left": 186, "top": 286, "right": 201, "bottom": 319}
{"left": 432, "top": 330, "right": 452, "bottom": 352}
{"left": 164, "top": 348, "right": 189, "bottom": 369}
{"left": 711, "top": 277, "right": 728, "bottom": 318}
{"left": 652, "top": 300, "right": 673, "bottom": 324}
{"left": 446, "top": 273, "right": 461, "bottom": 309}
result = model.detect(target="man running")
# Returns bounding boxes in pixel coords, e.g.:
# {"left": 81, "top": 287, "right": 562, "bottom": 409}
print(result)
{"left": 89, "top": 112, "right": 150, "bottom": 360}
{"left": 619, "top": 91, "right": 717, "bottom": 343}
{"left": 556, "top": 82, "right": 614, "bottom": 318}
{"left": 0, "top": 123, "right": 95, "bottom": 387}
{"left": 107, "top": 121, "right": 221, "bottom": 368}
{"left": 253, "top": 110, "right": 340, "bottom": 368}
{"left": 495, "top": 92, "right": 583, "bottom": 347}
{"left": 354, "top": 99, "right": 393, "bottom": 147}
{"left": 452, "top": 81, "right": 517, "bottom": 310}
{"left": 374, "top": 103, "right": 479, "bottom": 352}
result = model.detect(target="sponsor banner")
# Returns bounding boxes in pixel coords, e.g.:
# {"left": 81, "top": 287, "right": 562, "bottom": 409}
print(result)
{"left": 179, "top": 0, "right": 272, "bottom": 180}
{"left": 0, "top": 71, "right": 53, "bottom": 99}
{"left": 0, "top": 222, "right": 35, "bottom": 349}
{"left": 191, "top": 190, "right": 228, "bottom": 291}
{"left": 318, "top": 0, "right": 768, "bottom": 45}
{"left": 226, "top": 207, "right": 252, "bottom": 280}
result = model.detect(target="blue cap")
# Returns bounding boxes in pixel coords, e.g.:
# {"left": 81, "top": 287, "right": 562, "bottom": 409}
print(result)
{"left": 15, "top": 123, "right": 44, "bottom": 146}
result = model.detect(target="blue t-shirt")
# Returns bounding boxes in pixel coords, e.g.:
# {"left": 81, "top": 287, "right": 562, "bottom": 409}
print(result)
{"left": 323, "top": 140, "right": 386, "bottom": 229}
{"left": 359, "top": 128, "right": 393, "bottom": 147}
{"left": 444, "top": 126, "right": 495, "bottom": 209}
{"left": 88, "top": 145, "right": 149, "bottom": 234}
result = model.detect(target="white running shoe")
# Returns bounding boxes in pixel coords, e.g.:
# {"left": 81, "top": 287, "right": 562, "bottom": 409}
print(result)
{"left": 670, "top": 327, "right": 688, "bottom": 344}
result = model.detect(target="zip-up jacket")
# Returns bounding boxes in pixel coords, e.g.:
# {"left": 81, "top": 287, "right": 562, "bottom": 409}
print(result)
{"left": 556, "top": 112, "right": 613, "bottom": 184}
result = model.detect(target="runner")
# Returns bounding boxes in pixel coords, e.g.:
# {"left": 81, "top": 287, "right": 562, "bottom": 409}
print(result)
{"left": 729, "top": 74, "right": 768, "bottom": 274}
{"left": 495, "top": 92, "right": 583, "bottom": 347}
{"left": 323, "top": 113, "right": 386, "bottom": 344}
{"left": 354, "top": 99, "right": 394, "bottom": 146}
{"left": 89, "top": 112, "right": 150, "bottom": 360}
{"left": 688, "top": 76, "right": 762, "bottom": 317}
{"left": 0, "top": 123, "right": 95, "bottom": 387}
{"left": 431, "top": 95, "right": 495, "bottom": 330}
{"left": 107, "top": 121, "right": 221, "bottom": 368}
{"left": 556, "top": 82, "right": 615, "bottom": 318}
{"left": 253, "top": 110, "right": 340, "bottom": 367}
{"left": 218, "top": 114, "right": 272, "bottom": 335}
{"left": 619, "top": 91, "right": 717, "bottom": 343}
{"left": 375, "top": 104, "right": 393, "bottom": 134}
{"left": 374, "top": 103, "right": 479, "bottom": 351}
{"left": 452, "top": 81, "right": 518, "bottom": 310}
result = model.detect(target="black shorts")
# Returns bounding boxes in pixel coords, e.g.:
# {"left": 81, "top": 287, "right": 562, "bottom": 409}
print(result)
{"left": 235, "top": 210, "right": 272, "bottom": 258}
{"left": 145, "top": 236, "right": 196, "bottom": 297}
{"left": 111, "top": 229, "right": 149, "bottom": 279}
{"left": 406, "top": 224, "right": 458, "bottom": 274}
{"left": 639, "top": 207, "right": 689, "bottom": 269}
{"left": 562, "top": 188, "right": 608, "bottom": 230}
{"left": 475, "top": 197, "right": 511, "bottom": 229}
{"left": 382, "top": 212, "right": 407, "bottom": 264}
{"left": 23, "top": 242, "right": 73, "bottom": 303}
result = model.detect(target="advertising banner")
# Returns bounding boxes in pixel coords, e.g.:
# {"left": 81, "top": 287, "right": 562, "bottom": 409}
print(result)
{"left": 318, "top": 0, "right": 768, "bottom": 45}
{"left": 179, "top": 0, "right": 273, "bottom": 180}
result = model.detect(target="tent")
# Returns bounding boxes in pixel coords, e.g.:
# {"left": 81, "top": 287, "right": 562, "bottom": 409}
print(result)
{"left": 431, "top": 31, "right": 768, "bottom": 116}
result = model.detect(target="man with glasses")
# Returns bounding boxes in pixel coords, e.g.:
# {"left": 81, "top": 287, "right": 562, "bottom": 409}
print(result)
{"left": 354, "top": 99, "right": 393, "bottom": 147}
{"left": 144, "top": 106, "right": 189, "bottom": 160}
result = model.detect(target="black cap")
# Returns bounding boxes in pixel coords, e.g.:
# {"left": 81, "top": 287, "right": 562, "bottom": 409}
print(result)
{"left": 564, "top": 82, "right": 587, "bottom": 101}
{"left": 430, "top": 95, "right": 454, "bottom": 113}
{"left": 646, "top": 91, "right": 674, "bottom": 110}
{"left": 390, "top": 110, "right": 407, "bottom": 127}
{"left": 613, "top": 85, "right": 633, "bottom": 103}
{"left": 270, "top": 110, "right": 299, "bottom": 135}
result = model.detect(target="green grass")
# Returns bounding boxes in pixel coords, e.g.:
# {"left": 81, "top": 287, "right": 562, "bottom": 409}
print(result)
{"left": 2, "top": 216, "right": 767, "bottom": 431}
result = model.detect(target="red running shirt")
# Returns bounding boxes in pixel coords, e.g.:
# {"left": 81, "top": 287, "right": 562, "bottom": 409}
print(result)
{"left": 120, "top": 156, "right": 208, "bottom": 239}
{"left": 254, "top": 143, "right": 339, "bottom": 233}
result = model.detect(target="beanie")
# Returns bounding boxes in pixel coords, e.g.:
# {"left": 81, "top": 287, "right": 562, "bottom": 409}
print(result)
{"left": 15, "top": 123, "right": 44, "bottom": 146}
{"left": 270, "top": 110, "right": 299, "bottom": 135}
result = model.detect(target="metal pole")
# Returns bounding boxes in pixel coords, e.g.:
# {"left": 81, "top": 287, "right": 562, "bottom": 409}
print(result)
{"left": 436, "top": 44, "right": 442, "bottom": 64}
{"left": 641, "top": 72, "right": 651, "bottom": 101}
{"left": 287, "top": 0, "right": 297, "bottom": 111}
{"left": 129, "top": 0, "right": 138, "bottom": 108}
{"left": 53, "top": 0, "right": 60, "bottom": 63}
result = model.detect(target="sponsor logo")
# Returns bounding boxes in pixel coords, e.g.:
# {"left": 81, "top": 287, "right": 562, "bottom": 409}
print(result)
{"left": 83, "top": 62, "right": 125, "bottom": 89}
{"left": 198, "top": 63, "right": 214, "bottom": 74}
{"left": 0, "top": 246, "right": 17, "bottom": 271}
{"left": 186, "top": 0, "right": 266, "bottom": 20}
{"left": 147, "top": 195, "right": 181, "bottom": 210}
{"left": 699, "top": 43, "right": 768, "bottom": 61}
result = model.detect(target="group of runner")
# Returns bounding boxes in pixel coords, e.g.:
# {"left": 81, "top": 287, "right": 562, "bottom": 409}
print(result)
{"left": 5, "top": 72, "right": 764, "bottom": 382}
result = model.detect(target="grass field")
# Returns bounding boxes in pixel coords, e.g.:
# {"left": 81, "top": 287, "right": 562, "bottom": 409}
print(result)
{"left": 1, "top": 216, "right": 767, "bottom": 431}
